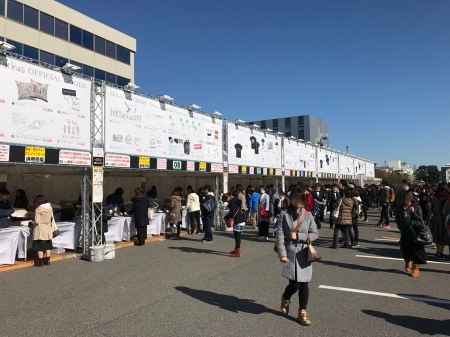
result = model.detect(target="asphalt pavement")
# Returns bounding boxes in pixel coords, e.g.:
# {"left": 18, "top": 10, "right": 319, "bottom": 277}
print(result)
{"left": 1, "top": 209, "right": 449, "bottom": 337}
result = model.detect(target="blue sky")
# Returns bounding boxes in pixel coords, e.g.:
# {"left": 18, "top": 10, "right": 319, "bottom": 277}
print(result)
{"left": 59, "top": 0, "right": 450, "bottom": 168}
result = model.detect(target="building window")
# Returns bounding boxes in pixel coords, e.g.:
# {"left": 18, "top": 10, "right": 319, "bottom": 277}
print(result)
{"left": 116, "top": 44, "right": 130, "bottom": 64}
{"left": 94, "top": 35, "right": 105, "bottom": 54}
{"left": 106, "top": 72, "right": 116, "bottom": 84}
{"left": 7, "top": 0, "right": 23, "bottom": 23}
{"left": 83, "top": 64, "right": 93, "bottom": 77}
{"left": 298, "top": 124, "right": 304, "bottom": 131}
{"left": 273, "top": 126, "right": 278, "bottom": 133}
{"left": 40, "top": 12, "right": 54, "bottom": 35}
{"left": 55, "top": 55, "right": 68, "bottom": 68}
{"left": 261, "top": 121, "right": 266, "bottom": 129}
{"left": 6, "top": 39, "right": 22, "bottom": 54}
{"left": 105, "top": 40, "right": 116, "bottom": 58}
{"left": 285, "top": 117, "right": 291, "bottom": 126}
{"left": 70, "top": 25, "right": 82, "bottom": 45}
{"left": 0, "top": 0, "right": 5, "bottom": 16}
{"left": 40, "top": 50, "right": 54, "bottom": 65}
{"left": 55, "top": 19, "right": 68, "bottom": 40}
{"left": 285, "top": 126, "right": 291, "bottom": 133}
{"left": 23, "top": 44, "right": 38, "bottom": 60}
{"left": 95, "top": 68, "right": 105, "bottom": 81}
{"left": 82, "top": 30, "right": 94, "bottom": 50}
{"left": 23, "top": 5, "right": 38, "bottom": 29}
{"left": 117, "top": 75, "right": 130, "bottom": 87}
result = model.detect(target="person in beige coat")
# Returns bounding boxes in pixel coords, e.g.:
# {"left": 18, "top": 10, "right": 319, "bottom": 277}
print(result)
{"left": 32, "top": 196, "right": 55, "bottom": 267}
{"left": 185, "top": 186, "right": 201, "bottom": 234}
{"left": 330, "top": 190, "right": 354, "bottom": 248}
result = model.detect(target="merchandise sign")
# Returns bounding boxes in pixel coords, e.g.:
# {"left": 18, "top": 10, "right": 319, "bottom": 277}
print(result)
{"left": 249, "top": 167, "right": 254, "bottom": 175}
{"left": 229, "top": 165, "right": 239, "bottom": 174}
{"left": 317, "top": 148, "right": 338, "bottom": 174}
{"left": 0, "top": 57, "right": 91, "bottom": 151}
{"left": 285, "top": 170, "right": 291, "bottom": 176}
{"left": 93, "top": 147, "right": 104, "bottom": 166}
{"left": 187, "top": 161, "right": 195, "bottom": 171}
{"left": 59, "top": 150, "right": 91, "bottom": 166}
{"left": 211, "top": 163, "right": 223, "bottom": 173}
{"left": 104, "top": 87, "right": 222, "bottom": 164}
{"left": 92, "top": 166, "right": 104, "bottom": 185}
{"left": 262, "top": 168, "right": 267, "bottom": 175}
{"left": 227, "top": 122, "right": 282, "bottom": 169}
{"left": 199, "top": 162, "right": 207, "bottom": 172}
{"left": 172, "top": 160, "right": 182, "bottom": 170}
{"left": 269, "top": 168, "right": 274, "bottom": 175}
{"left": 104, "top": 154, "right": 130, "bottom": 168}
{"left": 92, "top": 185, "right": 103, "bottom": 203}
{"left": 157, "top": 158, "right": 167, "bottom": 170}
{"left": 256, "top": 167, "right": 262, "bottom": 175}
{"left": 25, "top": 146, "right": 45, "bottom": 163}
{"left": 241, "top": 166, "right": 247, "bottom": 174}
{"left": 275, "top": 169, "right": 282, "bottom": 176}
{"left": 139, "top": 156, "right": 150, "bottom": 169}
{"left": 0, "top": 145, "right": 10, "bottom": 162}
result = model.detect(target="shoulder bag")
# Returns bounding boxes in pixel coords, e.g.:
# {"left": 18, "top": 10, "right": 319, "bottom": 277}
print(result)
{"left": 332, "top": 199, "right": 342, "bottom": 222}
{"left": 52, "top": 217, "right": 60, "bottom": 238}
{"left": 226, "top": 208, "right": 240, "bottom": 228}
{"left": 274, "top": 210, "right": 308, "bottom": 253}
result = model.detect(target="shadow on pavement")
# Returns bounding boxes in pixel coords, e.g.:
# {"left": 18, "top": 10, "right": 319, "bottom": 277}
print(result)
{"left": 175, "top": 286, "right": 298, "bottom": 323}
{"left": 362, "top": 310, "right": 450, "bottom": 336}
{"left": 319, "top": 260, "right": 404, "bottom": 275}
{"left": 398, "top": 294, "right": 450, "bottom": 311}
{"left": 167, "top": 247, "right": 229, "bottom": 256}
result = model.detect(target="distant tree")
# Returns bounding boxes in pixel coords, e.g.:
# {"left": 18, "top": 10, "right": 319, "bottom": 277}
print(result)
{"left": 415, "top": 165, "right": 439, "bottom": 183}
{"left": 375, "top": 170, "right": 408, "bottom": 186}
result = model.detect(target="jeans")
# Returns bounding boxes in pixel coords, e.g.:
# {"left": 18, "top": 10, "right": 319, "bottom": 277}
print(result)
{"left": 189, "top": 210, "right": 201, "bottom": 233}
{"left": 259, "top": 220, "right": 270, "bottom": 237}
{"left": 379, "top": 203, "right": 390, "bottom": 224}
{"left": 333, "top": 225, "right": 350, "bottom": 246}
{"left": 283, "top": 280, "right": 309, "bottom": 310}
{"left": 202, "top": 216, "right": 213, "bottom": 241}
{"left": 349, "top": 217, "right": 359, "bottom": 244}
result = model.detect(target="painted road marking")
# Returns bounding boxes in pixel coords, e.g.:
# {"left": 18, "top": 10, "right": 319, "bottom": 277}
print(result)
{"left": 374, "top": 239, "right": 399, "bottom": 242}
{"left": 319, "top": 285, "right": 450, "bottom": 305}
{"left": 355, "top": 254, "right": 450, "bottom": 265}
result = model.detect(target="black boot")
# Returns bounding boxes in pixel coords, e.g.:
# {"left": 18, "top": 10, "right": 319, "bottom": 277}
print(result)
{"left": 43, "top": 257, "right": 51, "bottom": 266}
{"left": 34, "top": 258, "right": 44, "bottom": 267}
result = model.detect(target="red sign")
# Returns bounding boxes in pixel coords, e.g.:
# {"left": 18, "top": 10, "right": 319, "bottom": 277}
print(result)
{"left": 59, "top": 150, "right": 91, "bottom": 166}
{"left": 105, "top": 154, "right": 130, "bottom": 168}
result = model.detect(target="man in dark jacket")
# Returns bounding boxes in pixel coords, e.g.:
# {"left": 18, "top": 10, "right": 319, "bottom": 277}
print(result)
{"left": 200, "top": 184, "right": 216, "bottom": 243}
{"left": 0, "top": 189, "right": 14, "bottom": 228}
{"left": 328, "top": 185, "right": 340, "bottom": 229}
{"left": 378, "top": 183, "right": 390, "bottom": 228}
{"left": 105, "top": 187, "right": 125, "bottom": 214}
{"left": 131, "top": 188, "right": 150, "bottom": 246}
{"left": 311, "top": 183, "right": 326, "bottom": 229}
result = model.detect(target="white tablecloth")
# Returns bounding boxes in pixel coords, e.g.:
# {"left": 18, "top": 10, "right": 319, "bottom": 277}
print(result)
{"left": 105, "top": 217, "right": 132, "bottom": 242}
{"left": 181, "top": 211, "right": 203, "bottom": 229}
{"left": 52, "top": 221, "right": 82, "bottom": 250}
{"left": 129, "top": 213, "right": 167, "bottom": 238}
{"left": 0, "top": 228, "right": 20, "bottom": 265}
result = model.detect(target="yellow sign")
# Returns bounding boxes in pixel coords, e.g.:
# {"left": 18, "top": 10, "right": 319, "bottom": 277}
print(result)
{"left": 25, "top": 147, "right": 45, "bottom": 163}
{"left": 199, "top": 162, "right": 207, "bottom": 171}
{"left": 241, "top": 166, "right": 247, "bottom": 174}
{"left": 139, "top": 156, "right": 150, "bottom": 168}
{"left": 269, "top": 168, "right": 274, "bottom": 175}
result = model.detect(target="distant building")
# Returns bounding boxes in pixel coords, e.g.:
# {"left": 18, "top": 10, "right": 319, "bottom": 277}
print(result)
{"left": 0, "top": 0, "right": 136, "bottom": 85}
{"left": 249, "top": 115, "right": 329, "bottom": 147}
{"left": 441, "top": 164, "right": 450, "bottom": 182}
{"left": 387, "top": 161, "right": 414, "bottom": 180}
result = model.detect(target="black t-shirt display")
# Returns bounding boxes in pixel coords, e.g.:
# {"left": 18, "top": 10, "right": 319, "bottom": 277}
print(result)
{"left": 234, "top": 143, "right": 243, "bottom": 158}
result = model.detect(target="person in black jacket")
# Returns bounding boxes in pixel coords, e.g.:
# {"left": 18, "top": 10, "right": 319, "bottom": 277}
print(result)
{"left": 200, "top": 184, "right": 216, "bottom": 243}
{"left": 311, "top": 184, "right": 326, "bottom": 229}
{"left": 396, "top": 190, "right": 426, "bottom": 277}
{"left": 131, "top": 188, "right": 151, "bottom": 246}
{"left": 105, "top": 187, "right": 126, "bottom": 214}
{"left": 14, "top": 189, "right": 28, "bottom": 209}
{"left": 223, "top": 192, "right": 245, "bottom": 257}
{"left": 328, "top": 185, "right": 340, "bottom": 228}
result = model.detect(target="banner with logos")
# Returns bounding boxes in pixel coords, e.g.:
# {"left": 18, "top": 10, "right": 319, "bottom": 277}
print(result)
{"left": 104, "top": 87, "right": 222, "bottom": 165}
{"left": 227, "top": 122, "right": 282, "bottom": 170}
{"left": 0, "top": 57, "right": 91, "bottom": 151}
{"left": 284, "top": 139, "right": 316, "bottom": 172}
{"left": 316, "top": 147, "right": 339, "bottom": 174}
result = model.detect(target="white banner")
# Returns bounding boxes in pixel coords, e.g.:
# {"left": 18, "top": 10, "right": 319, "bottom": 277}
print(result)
{"left": 0, "top": 145, "right": 10, "bottom": 162}
{"left": 338, "top": 154, "right": 355, "bottom": 175}
{"left": 354, "top": 158, "right": 366, "bottom": 176}
{"left": 284, "top": 139, "right": 316, "bottom": 172}
{"left": 317, "top": 147, "right": 338, "bottom": 174}
{"left": 104, "top": 87, "right": 222, "bottom": 163}
{"left": 227, "top": 123, "right": 282, "bottom": 169}
{"left": 366, "top": 162, "right": 375, "bottom": 178}
{"left": 0, "top": 57, "right": 91, "bottom": 151}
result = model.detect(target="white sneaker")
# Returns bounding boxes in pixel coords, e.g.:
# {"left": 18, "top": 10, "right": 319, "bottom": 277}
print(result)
{"left": 265, "top": 236, "right": 269, "bottom": 241}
